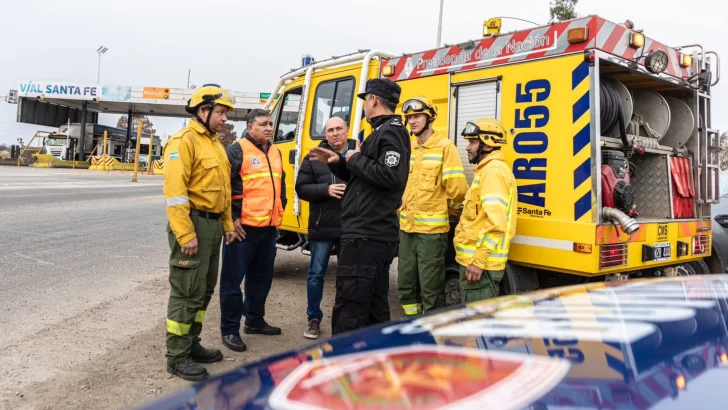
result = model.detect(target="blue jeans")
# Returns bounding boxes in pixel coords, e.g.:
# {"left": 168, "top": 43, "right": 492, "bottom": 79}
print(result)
{"left": 219, "top": 226, "right": 277, "bottom": 334}
{"left": 307, "top": 240, "right": 338, "bottom": 322}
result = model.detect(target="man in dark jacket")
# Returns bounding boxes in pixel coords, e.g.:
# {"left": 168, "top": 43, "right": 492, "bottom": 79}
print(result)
{"left": 295, "top": 115, "right": 355, "bottom": 339}
{"left": 308, "top": 78, "right": 411, "bottom": 335}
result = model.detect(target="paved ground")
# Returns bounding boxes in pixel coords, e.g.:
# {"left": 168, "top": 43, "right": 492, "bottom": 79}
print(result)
{"left": 0, "top": 167, "right": 404, "bottom": 410}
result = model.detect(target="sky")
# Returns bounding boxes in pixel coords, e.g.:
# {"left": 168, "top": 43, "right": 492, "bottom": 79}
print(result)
{"left": 1, "top": 0, "right": 726, "bottom": 146}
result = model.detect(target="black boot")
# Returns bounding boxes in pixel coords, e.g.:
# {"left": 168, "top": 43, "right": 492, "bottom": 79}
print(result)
{"left": 244, "top": 321, "right": 282, "bottom": 336}
{"left": 221, "top": 334, "right": 247, "bottom": 352}
{"left": 167, "top": 357, "right": 209, "bottom": 381}
{"left": 191, "top": 343, "right": 224, "bottom": 363}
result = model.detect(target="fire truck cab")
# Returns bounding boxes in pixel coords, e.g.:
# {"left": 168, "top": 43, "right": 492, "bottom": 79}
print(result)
{"left": 264, "top": 15, "right": 721, "bottom": 298}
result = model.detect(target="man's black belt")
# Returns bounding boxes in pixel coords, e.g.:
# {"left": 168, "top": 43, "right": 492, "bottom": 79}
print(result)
{"left": 190, "top": 210, "right": 221, "bottom": 220}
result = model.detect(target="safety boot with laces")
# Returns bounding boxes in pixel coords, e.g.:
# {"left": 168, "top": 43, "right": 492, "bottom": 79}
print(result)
{"left": 167, "top": 357, "right": 209, "bottom": 381}
{"left": 191, "top": 343, "right": 224, "bottom": 363}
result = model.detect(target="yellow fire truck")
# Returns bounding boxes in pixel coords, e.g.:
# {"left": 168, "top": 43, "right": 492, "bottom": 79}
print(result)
{"left": 262, "top": 15, "right": 721, "bottom": 299}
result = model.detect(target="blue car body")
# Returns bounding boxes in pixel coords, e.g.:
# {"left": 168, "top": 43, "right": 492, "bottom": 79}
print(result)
{"left": 136, "top": 275, "right": 728, "bottom": 410}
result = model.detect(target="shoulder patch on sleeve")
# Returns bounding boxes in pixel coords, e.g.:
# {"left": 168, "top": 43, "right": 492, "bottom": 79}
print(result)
{"left": 169, "top": 152, "right": 180, "bottom": 160}
{"left": 384, "top": 151, "right": 401, "bottom": 167}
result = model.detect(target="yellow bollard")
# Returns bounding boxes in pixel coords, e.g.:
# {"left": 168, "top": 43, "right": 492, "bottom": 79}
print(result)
{"left": 103, "top": 130, "right": 109, "bottom": 174}
{"left": 132, "top": 121, "right": 143, "bottom": 182}
{"left": 147, "top": 131, "right": 155, "bottom": 173}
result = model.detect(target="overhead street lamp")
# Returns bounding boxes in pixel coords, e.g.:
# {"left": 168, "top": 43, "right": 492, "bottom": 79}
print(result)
{"left": 436, "top": 0, "right": 444, "bottom": 47}
{"left": 96, "top": 46, "right": 108, "bottom": 83}
{"left": 184, "top": 70, "right": 197, "bottom": 126}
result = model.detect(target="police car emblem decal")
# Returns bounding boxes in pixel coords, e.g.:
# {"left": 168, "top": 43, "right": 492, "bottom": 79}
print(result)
{"left": 250, "top": 156, "right": 263, "bottom": 168}
{"left": 384, "top": 151, "right": 400, "bottom": 167}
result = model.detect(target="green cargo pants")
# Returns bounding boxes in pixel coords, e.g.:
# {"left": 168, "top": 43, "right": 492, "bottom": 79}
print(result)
{"left": 398, "top": 231, "right": 447, "bottom": 315}
{"left": 165, "top": 215, "right": 223, "bottom": 365}
{"left": 459, "top": 264, "right": 504, "bottom": 304}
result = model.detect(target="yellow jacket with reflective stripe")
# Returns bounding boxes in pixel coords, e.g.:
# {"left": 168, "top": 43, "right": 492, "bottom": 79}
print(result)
{"left": 399, "top": 133, "right": 468, "bottom": 234}
{"left": 163, "top": 120, "right": 234, "bottom": 245}
{"left": 453, "top": 150, "right": 517, "bottom": 271}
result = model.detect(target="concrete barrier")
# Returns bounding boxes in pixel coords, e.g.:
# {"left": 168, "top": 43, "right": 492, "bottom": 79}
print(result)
{"left": 88, "top": 156, "right": 133, "bottom": 171}
{"left": 30, "top": 154, "right": 91, "bottom": 169}
{"left": 151, "top": 159, "right": 165, "bottom": 175}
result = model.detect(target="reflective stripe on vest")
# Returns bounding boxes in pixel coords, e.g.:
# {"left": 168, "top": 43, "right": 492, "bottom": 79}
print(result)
{"left": 455, "top": 186, "right": 515, "bottom": 264}
{"left": 239, "top": 138, "right": 284, "bottom": 227}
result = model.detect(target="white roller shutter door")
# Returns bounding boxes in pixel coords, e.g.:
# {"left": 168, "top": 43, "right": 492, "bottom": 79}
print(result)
{"left": 454, "top": 80, "right": 499, "bottom": 182}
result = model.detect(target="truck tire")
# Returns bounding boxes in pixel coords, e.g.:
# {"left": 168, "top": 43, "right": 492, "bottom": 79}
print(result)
{"left": 675, "top": 260, "right": 711, "bottom": 276}
{"left": 688, "top": 260, "right": 711, "bottom": 275}
{"left": 444, "top": 264, "right": 461, "bottom": 307}
{"left": 500, "top": 263, "right": 540, "bottom": 295}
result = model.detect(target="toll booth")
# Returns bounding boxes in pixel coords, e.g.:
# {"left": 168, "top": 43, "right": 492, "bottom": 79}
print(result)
{"left": 8, "top": 82, "right": 266, "bottom": 161}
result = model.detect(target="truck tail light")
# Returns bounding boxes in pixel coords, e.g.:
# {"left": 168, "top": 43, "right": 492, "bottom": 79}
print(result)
{"left": 692, "top": 235, "right": 709, "bottom": 255}
{"left": 600, "top": 243, "right": 628, "bottom": 269}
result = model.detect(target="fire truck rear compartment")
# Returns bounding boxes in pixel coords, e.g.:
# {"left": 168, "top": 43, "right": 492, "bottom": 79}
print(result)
{"left": 598, "top": 63, "right": 697, "bottom": 221}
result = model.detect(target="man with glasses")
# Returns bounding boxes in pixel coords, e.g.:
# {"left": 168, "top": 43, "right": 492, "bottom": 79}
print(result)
{"left": 398, "top": 96, "right": 468, "bottom": 316}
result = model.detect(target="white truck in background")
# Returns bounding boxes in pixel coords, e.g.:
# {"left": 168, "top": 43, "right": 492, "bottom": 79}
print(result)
{"left": 42, "top": 123, "right": 160, "bottom": 162}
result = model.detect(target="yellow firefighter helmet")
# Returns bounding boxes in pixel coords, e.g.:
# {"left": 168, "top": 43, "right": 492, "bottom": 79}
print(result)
{"left": 185, "top": 84, "right": 236, "bottom": 114}
{"left": 461, "top": 117, "right": 508, "bottom": 147}
{"left": 402, "top": 96, "right": 438, "bottom": 120}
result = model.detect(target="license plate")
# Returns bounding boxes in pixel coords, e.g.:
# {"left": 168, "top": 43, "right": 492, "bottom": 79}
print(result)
{"left": 654, "top": 243, "right": 671, "bottom": 262}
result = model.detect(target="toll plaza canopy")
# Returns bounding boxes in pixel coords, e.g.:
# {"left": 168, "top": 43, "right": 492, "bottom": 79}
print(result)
{"left": 10, "top": 81, "right": 269, "bottom": 128}
{"left": 6, "top": 81, "right": 270, "bottom": 160}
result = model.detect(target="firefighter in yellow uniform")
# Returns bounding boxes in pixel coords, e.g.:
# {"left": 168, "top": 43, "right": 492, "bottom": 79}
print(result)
{"left": 163, "top": 84, "right": 238, "bottom": 381}
{"left": 453, "top": 118, "right": 517, "bottom": 303}
{"left": 398, "top": 97, "right": 468, "bottom": 315}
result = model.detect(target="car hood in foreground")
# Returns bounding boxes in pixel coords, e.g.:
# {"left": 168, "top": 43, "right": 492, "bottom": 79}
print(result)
{"left": 137, "top": 275, "right": 728, "bottom": 410}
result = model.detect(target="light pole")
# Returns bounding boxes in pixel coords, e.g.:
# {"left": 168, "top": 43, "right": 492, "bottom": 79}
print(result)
{"left": 96, "top": 46, "right": 108, "bottom": 83}
{"left": 436, "top": 0, "right": 444, "bottom": 47}
{"left": 184, "top": 70, "right": 197, "bottom": 126}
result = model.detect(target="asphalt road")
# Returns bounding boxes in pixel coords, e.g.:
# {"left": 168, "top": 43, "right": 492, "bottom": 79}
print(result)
{"left": 0, "top": 168, "right": 166, "bottom": 349}
{"left": 0, "top": 167, "right": 404, "bottom": 410}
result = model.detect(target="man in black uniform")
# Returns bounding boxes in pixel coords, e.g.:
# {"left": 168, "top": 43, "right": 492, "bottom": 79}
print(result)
{"left": 309, "top": 78, "right": 410, "bottom": 335}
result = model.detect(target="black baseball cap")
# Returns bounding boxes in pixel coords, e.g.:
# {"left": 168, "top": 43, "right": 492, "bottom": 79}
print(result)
{"left": 357, "top": 78, "right": 401, "bottom": 105}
